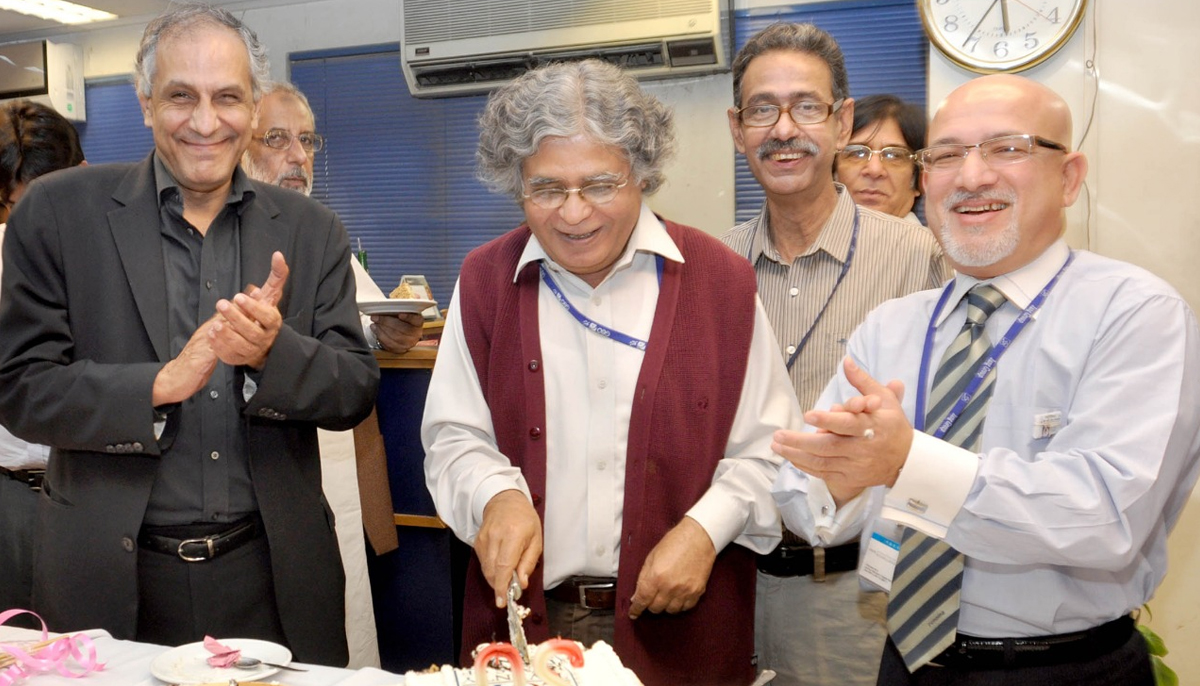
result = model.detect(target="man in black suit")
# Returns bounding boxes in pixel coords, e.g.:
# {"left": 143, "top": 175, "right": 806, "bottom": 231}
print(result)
{"left": 0, "top": 4, "right": 378, "bottom": 666}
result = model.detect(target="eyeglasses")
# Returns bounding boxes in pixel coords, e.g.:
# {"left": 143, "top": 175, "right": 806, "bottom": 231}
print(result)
{"left": 256, "top": 128, "right": 325, "bottom": 154}
{"left": 735, "top": 99, "right": 844, "bottom": 128}
{"left": 838, "top": 145, "right": 915, "bottom": 168}
{"left": 917, "top": 134, "right": 1067, "bottom": 173}
{"left": 522, "top": 178, "right": 629, "bottom": 210}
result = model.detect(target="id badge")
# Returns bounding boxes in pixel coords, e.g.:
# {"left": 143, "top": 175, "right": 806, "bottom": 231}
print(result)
{"left": 860, "top": 531, "right": 901, "bottom": 592}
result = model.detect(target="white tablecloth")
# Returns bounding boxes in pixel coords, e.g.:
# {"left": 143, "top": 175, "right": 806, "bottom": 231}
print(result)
{"left": 0, "top": 627, "right": 405, "bottom": 686}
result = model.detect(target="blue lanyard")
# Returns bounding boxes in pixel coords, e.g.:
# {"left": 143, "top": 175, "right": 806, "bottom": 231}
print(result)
{"left": 538, "top": 255, "right": 664, "bottom": 351}
{"left": 754, "top": 206, "right": 860, "bottom": 371}
{"left": 914, "top": 251, "right": 1075, "bottom": 435}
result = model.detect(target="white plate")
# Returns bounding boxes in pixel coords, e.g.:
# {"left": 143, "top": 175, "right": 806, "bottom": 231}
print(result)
{"left": 149, "top": 638, "right": 292, "bottom": 684}
{"left": 358, "top": 298, "right": 436, "bottom": 316}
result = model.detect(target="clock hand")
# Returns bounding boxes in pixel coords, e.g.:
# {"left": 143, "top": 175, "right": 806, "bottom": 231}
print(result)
{"left": 1013, "top": 0, "right": 1059, "bottom": 23}
{"left": 1001, "top": 0, "right": 1011, "bottom": 33}
{"left": 962, "top": 0, "right": 1002, "bottom": 49}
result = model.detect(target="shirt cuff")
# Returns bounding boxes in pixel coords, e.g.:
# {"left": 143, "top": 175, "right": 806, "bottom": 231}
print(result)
{"left": 684, "top": 486, "right": 745, "bottom": 554}
{"left": 881, "top": 431, "right": 979, "bottom": 539}
{"left": 773, "top": 463, "right": 868, "bottom": 546}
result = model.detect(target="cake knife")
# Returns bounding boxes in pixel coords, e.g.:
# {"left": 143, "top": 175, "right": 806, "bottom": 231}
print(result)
{"left": 506, "top": 572, "right": 531, "bottom": 664}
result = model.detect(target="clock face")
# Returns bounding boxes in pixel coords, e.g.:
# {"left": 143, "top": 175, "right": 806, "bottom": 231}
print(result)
{"left": 919, "top": 0, "right": 1088, "bottom": 73}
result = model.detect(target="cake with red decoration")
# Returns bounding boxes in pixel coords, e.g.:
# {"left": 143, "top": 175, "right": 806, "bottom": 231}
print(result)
{"left": 403, "top": 639, "right": 643, "bottom": 686}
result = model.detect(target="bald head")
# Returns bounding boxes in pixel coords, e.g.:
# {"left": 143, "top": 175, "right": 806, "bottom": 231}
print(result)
{"left": 930, "top": 74, "right": 1073, "bottom": 148}
{"left": 921, "top": 75, "right": 1087, "bottom": 279}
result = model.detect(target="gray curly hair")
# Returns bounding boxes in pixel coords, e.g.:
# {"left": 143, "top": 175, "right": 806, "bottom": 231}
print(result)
{"left": 477, "top": 59, "right": 676, "bottom": 201}
{"left": 135, "top": 3, "right": 270, "bottom": 101}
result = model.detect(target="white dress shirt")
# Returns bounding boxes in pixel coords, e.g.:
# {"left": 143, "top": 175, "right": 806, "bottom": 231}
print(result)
{"left": 424, "top": 204, "right": 800, "bottom": 589}
{"left": 775, "top": 240, "right": 1200, "bottom": 637}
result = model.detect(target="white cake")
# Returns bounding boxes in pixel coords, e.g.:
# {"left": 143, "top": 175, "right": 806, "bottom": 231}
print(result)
{"left": 403, "top": 640, "right": 643, "bottom": 686}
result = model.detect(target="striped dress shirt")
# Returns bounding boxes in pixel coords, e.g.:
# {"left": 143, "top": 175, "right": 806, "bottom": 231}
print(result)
{"left": 721, "top": 184, "right": 949, "bottom": 413}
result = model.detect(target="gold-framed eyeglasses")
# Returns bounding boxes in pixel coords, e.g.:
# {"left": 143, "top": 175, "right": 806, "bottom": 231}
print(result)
{"left": 838, "top": 145, "right": 915, "bottom": 168}
{"left": 735, "top": 99, "right": 844, "bottom": 127}
{"left": 917, "top": 134, "right": 1067, "bottom": 173}
{"left": 256, "top": 128, "right": 325, "bottom": 154}
{"left": 522, "top": 178, "right": 629, "bottom": 210}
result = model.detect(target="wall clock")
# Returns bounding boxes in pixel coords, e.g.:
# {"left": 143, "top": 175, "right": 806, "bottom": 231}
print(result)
{"left": 919, "top": 0, "right": 1088, "bottom": 73}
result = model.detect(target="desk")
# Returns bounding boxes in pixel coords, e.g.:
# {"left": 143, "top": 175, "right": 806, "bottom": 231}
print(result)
{"left": 0, "top": 627, "right": 405, "bottom": 685}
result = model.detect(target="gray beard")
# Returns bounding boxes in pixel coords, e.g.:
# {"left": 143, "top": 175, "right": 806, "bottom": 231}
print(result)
{"left": 935, "top": 190, "right": 1019, "bottom": 268}
{"left": 242, "top": 156, "right": 312, "bottom": 196}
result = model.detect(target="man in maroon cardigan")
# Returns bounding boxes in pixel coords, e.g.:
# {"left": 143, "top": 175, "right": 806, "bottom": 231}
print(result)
{"left": 421, "top": 60, "right": 801, "bottom": 686}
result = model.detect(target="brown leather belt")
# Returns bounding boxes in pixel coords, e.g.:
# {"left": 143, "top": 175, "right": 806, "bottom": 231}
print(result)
{"left": 545, "top": 576, "right": 617, "bottom": 610}
{"left": 927, "top": 615, "right": 1136, "bottom": 669}
{"left": 756, "top": 540, "right": 860, "bottom": 581}
{"left": 0, "top": 466, "right": 44, "bottom": 491}
{"left": 138, "top": 516, "right": 262, "bottom": 562}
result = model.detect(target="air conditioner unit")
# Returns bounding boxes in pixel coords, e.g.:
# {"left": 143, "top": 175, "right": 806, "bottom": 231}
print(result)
{"left": 0, "top": 40, "right": 86, "bottom": 121}
{"left": 400, "top": 0, "right": 731, "bottom": 98}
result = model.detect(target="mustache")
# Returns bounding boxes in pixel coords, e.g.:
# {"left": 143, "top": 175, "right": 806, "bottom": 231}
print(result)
{"left": 942, "top": 188, "right": 1017, "bottom": 210}
{"left": 757, "top": 138, "right": 820, "bottom": 160}
{"left": 281, "top": 167, "right": 309, "bottom": 182}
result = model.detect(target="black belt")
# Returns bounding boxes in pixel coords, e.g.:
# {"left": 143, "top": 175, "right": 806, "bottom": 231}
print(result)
{"left": 0, "top": 466, "right": 44, "bottom": 491}
{"left": 138, "top": 516, "right": 262, "bottom": 562}
{"left": 756, "top": 540, "right": 860, "bottom": 581}
{"left": 928, "top": 615, "right": 1136, "bottom": 669}
{"left": 546, "top": 576, "right": 617, "bottom": 610}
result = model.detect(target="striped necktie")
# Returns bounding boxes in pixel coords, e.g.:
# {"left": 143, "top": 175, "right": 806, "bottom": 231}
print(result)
{"left": 886, "top": 283, "right": 1007, "bottom": 671}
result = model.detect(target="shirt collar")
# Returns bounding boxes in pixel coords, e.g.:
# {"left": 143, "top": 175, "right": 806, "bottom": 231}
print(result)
{"left": 513, "top": 202, "right": 684, "bottom": 284}
{"left": 751, "top": 183, "right": 856, "bottom": 266}
{"left": 937, "top": 239, "right": 1071, "bottom": 326}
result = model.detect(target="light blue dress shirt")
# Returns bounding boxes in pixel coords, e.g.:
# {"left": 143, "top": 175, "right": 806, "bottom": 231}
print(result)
{"left": 775, "top": 240, "right": 1200, "bottom": 638}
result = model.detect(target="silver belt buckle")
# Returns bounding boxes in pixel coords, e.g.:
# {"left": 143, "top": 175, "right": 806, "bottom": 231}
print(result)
{"left": 577, "top": 581, "right": 615, "bottom": 609}
{"left": 177, "top": 536, "right": 216, "bottom": 562}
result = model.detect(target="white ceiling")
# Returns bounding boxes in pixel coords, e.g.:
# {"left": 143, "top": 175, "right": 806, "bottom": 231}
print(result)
{"left": 0, "top": 0, "right": 309, "bottom": 44}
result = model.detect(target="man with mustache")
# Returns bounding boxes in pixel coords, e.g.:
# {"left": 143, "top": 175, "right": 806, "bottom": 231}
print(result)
{"left": 242, "top": 81, "right": 423, "bottom": 354}
{"left": 771, "top": 75, "right": 1200, "bottom": 685}
{"left": 720, "top": 23, "right": 948, "bottom": 686}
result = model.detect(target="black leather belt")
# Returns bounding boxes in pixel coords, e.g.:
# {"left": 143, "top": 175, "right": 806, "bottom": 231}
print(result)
{"left": 545, "top": 576, "right": 617, "bottom": 610}
{"left": 757, "top": 540, "right": 860, "bottom": 581}
{"left": 928, "top": 615, "right": 1136, "bottom": 669}
{"left": 138, "top": 516, "right": 262, "bottom": 562}
{"left": 0, "top": 466, "right": 44, "bottom": 491}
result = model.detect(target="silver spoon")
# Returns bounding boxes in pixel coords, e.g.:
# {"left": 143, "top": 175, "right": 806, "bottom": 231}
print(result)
{"left": 233, "top": 656, "right": 308, "bottom": 672}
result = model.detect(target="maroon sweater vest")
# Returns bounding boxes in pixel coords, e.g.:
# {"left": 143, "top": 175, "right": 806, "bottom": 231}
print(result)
{"left": 457, "top": 219, "right": 760, "bottom": 686}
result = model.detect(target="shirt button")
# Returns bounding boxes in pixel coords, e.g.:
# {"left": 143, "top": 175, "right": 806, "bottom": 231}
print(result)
{"left": 786, "top": 345, "right": 797, "bottom": 355}
{"left": 598, "top": 379, "right": 607, "bottom": 389}
{"left": 209, "top": 390, "right": 219, "bottom": 399}
{"left": 597, "top": 461, "right": 607, "bottom": 471}
{"left": 820, "top": 505, "right": 830, "bottom": 516}
{"left": 205, "top": 280, "right": 214, "bottom": 290}
{"left": 121, "top": 536, "right": 135, "bottom": 553}
{"left": 591, "top": 297, "right": 602, "bottom": 306}
{"left": 210, "top": 451, "right": 220, "bottom": 460}
{"left": 595, "top": 545, "right": 605, "bottom": 557}
{"left": 790, "top": 287, "right": 800, "bottom": 297}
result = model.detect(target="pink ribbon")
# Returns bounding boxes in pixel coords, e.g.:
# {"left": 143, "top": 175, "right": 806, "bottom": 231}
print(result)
{"left": 0, "top": 609, "right": 104, "bottom": 685}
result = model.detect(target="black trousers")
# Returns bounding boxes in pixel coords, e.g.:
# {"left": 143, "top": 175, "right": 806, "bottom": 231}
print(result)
{"left": 135, "top": 532, "right": 287, "bottom": 647}
{"left": 0, "top": 477, "right": 39, "bottom": 628}
{"left": 876, "top": 630, "right": 1154, "bottom": 686}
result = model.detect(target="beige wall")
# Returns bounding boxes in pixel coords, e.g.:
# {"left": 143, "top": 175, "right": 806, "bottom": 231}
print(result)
{"left": 25, "top": 0, "right": 1200, "bottom": 678}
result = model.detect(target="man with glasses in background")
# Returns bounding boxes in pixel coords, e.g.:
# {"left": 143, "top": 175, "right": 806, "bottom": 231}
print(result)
{"left": 242, "top": 81, "right": 423, "bottom": 355}
{"left": 771, "top": 74, "right": 1199, "bottom": 685}
{"left": 720, "top": 22, "right": 947, "bottom": 686}
{"left": 836, "top": 94, "right": 927, "bottom": 224}
{"left": 422, "top": 58, "right": 800, "bottom": 686}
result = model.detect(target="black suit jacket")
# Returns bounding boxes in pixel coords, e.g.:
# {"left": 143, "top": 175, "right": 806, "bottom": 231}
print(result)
{"left": 0, "top": 155, "right": 379, "bottom": 665}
